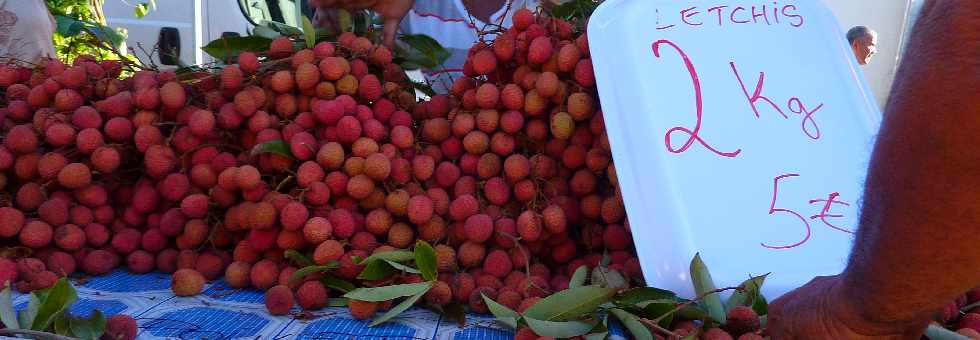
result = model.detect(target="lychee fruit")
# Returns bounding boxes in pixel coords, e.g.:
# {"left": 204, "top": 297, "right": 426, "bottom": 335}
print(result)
{"left": 20, "top": 221, "right": 53, "bottom": 248}
{"left": 172, "top": 268, "right": 206, "bottom": 296}
{"left": 160, "top": 81, "right": 186, "bottom": 109}
{"left": 126, "top": 250, "right": 155, "bottom": 274}
{"left": 297, "top": 280, "right": 328, "bottom": 310}
{"left": 44, "top": 251, "right": 75, "bottom": 277}
{"left": 54, "top": 224, "right": 86, "bottom": 251}
{"left": 269, "top": 37, "right": 294, "bottom": 58}
{"left": 250, "top": 259, "right": 280, "bottom": 290}
{"left": 483, "top": 250, "right": 513, "bottom": 279}
{"left": 725, "top": 306, "right": 761, "bottom": 336}
{"left": 703, "top": 328, "right": 734, "bottom": 340}
{"left": 464, "top": 214, "right": 493, "bottom": 243}
{"left": 425, "top": 280, "right": 453, "bottom": 306}
{"left": 103, "top": 314, "right": 138, "bottom": 340}
{"left": 265, "top": 285, "right": 295, "bottom": 315}
{"left": 82, "top": 249, "right": 119, "bottom": 275}
{"left": 348, "top": 299, "right": 379, "bottom": 320}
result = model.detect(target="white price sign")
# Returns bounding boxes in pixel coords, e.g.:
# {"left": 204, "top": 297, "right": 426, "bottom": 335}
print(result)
{"left": 589, "top": 0, "right": 882, "bottom": 297}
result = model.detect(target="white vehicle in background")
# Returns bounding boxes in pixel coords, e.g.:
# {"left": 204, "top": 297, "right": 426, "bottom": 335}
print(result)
{"left": 100, "top": 0, "right": 313, "bottom": 67}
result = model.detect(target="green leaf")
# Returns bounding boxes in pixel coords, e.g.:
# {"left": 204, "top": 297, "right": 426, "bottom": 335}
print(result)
{"left": 86, "top": 25, "right": 127, "bottom": 49}
{"left": 134, "top": 4, "right": 149, "bottom": 18}
{"left": 523, "top": 286, "right": 617, "bottom": 322}
{"left": 338, "top": 10, "right": 353, "bottom": 33}
{"left": 358, "top": 250, "right": 415, "bottom": 264}
{"left": 549, "top": 0, "right": 601, "bottom": 23}
{"left": 752, "top": 294, "right": 769, "bottom": 316}
{"left": 610, "top": 308, "right": 654, "bottom": 340}
{"left": 690, "top": 253, "right": 725, "bottom": 323}
{"left": 636, "top": 301, "right": 675, "bottom": 328}
{"left": 302, "top": 16, "right": 316, "bottom": 49}
{"left": 383, "top": 259, "right": 420, "bottom": 274}
{"left": 358, "top": 259, "right": 398, "bottom": 281}
{"left": 70, "top": 309, "right": 105, "bottom": 340}
{"left": 615, "top": 287, "right": 678, "bottom": 305}
{"left": 252, "top": 25, "right": 282, "bottom": 39}
{"left": 289, "top": 263, "right": 338, "bottom": 285}
{"left": 17, "top": 294, "right": 39, "bottom": 331}
{"left": 725, "top": 274, "right": 768, "bottom": 312}
{"left": 262, "top": 21, "right": 303, "bottom": 36}
{"left": 398, "top": 34, "right": 450, "bottom": 69}
{"left": 344, "top": 282, "right": 433, "bottom": 302}
{"left": 592, "top": 267, "right": 627, "bottom": 290}
{"left": 32, "top": 278, "right": 78, "bottom": 330}
{"left": 0, "top": 285, "right": 19, "bottom": 329}
{"left": 53, "top": 314, "right": 72, "bottom": 336}
{"left": 322, "top": 275, "right": 356, "bottom": 293}
{"left": 202, "top": 36, "right": 274, "bottom": 61}
{"left": 369, "top": 287, "right": 427, "bottom": 326}
{"left": 414, "top": 240, "right": 437, "bottom": 281}
{"left": 250, "top": 140, "right": 293, "bottom": 158}
{"left": 284, "top": 250, "right": 314, "bottom": 267}
{"left": 482, "top": 294, "right": 518, "bottom": 329}
{"left": 591, "top": 315, "right": 610, "bottom": 334}
{"left": 677, "top": 303, "right": 710, "bottom": 321}
{"left": 525, "top": 317, "right": 596, "bottom": 338}
{"left": 569, "top": 266, "right": 589, "bottom": 289}
{"left": 925, "top": 324, "right": 971, "bottom": 340}
{"left": 601, "top": 253, "right": 612, "bottom": 267}
{"left": 328, "top": 298, "right": 348, "bottom": 307}
{"left": 54, "top": 15, "right": 86, "bottom": 37}
{"left": 585, "top": 332, "right": 609, "bottom": 340}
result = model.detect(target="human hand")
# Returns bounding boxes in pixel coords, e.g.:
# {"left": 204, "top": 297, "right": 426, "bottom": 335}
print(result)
{"left": 767, "top": 275, "right": 928, "bottom": 340}
{"left": 310, "top": 0, "right": 414, "bottom": 48}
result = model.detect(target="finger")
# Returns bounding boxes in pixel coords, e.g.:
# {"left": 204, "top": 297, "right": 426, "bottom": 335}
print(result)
{"left": 382, "top": 17, "right": 398, "bottom": 48}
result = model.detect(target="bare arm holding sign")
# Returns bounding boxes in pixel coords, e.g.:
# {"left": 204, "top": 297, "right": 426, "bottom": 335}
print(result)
{"left": 769, "top": 1, "right": 980, "bottom": 338}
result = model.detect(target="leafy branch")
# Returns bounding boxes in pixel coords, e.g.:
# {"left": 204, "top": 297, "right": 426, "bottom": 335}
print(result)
{"left": 0, "top": 278, "right": 112, "bottom": 340}
{"left": 341, "top": 240, "right": 439, "bottom": 326}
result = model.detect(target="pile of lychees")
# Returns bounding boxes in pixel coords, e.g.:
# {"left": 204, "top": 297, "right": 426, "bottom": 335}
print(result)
{"left": 0, "top": 7, "right": 650, "bottom": 339}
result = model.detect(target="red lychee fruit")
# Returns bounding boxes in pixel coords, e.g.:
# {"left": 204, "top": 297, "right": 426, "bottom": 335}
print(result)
{"left": 90, "top": 147, "right": 120, "bottom": 174}
{"left": 250, "top": 259, "right": 280, "bottom": 290}
{"left": 297, "top": 280, "right": 329, "bottom": 310}
{"left": 45, "top": 252, "right": 76, "bottom": 277}
{"left": 472, "top": 50, "right": 497, "bottom": 76}
{"left": 528, "top": 37, "right": 553, "bottom": 64}
{"left": 127, "top": 250, "right": 155, "bottom": 274}
{"left": 83, "top": 249, "right": 119, "bottom": 275}
{"left": 54, "top": 224, "right": 86, "bottom": 251}
{"left": 464, "top": 214, "right": 493, "bottom": 243}
{"left": 265, "top": 285, "right": 295, "bottom": 315}
{"left": 20, "top": 221, "right": 53, "bottom": 248}
{"left": 0, "top": 207, "right": 25, "bottom": 238}
{"left": 103, "top": 315, "right": 138, "bottom": 340}
{"left": 483, "top": 250, "right": 513, "bottom": 279}
{"left": 269, "top": 37, "right": 294, "bottom": 58}
{"left": 348, "top": 299, "right": 379, "bottom": 320}
{"left": 726, "top": 306, "right": 761, "bottom": 336}
{"left": 172, "top": 268, "right": 206, "bottom": 296}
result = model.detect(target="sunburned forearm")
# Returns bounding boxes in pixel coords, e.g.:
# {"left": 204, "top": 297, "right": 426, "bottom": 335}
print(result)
{"left": 842, "top": 0, "right": 980, "bottom": 326}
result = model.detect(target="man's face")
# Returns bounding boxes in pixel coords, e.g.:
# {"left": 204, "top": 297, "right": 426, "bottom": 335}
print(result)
{"left": 852, "top": 33, "right": 878, "bottom": 65}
